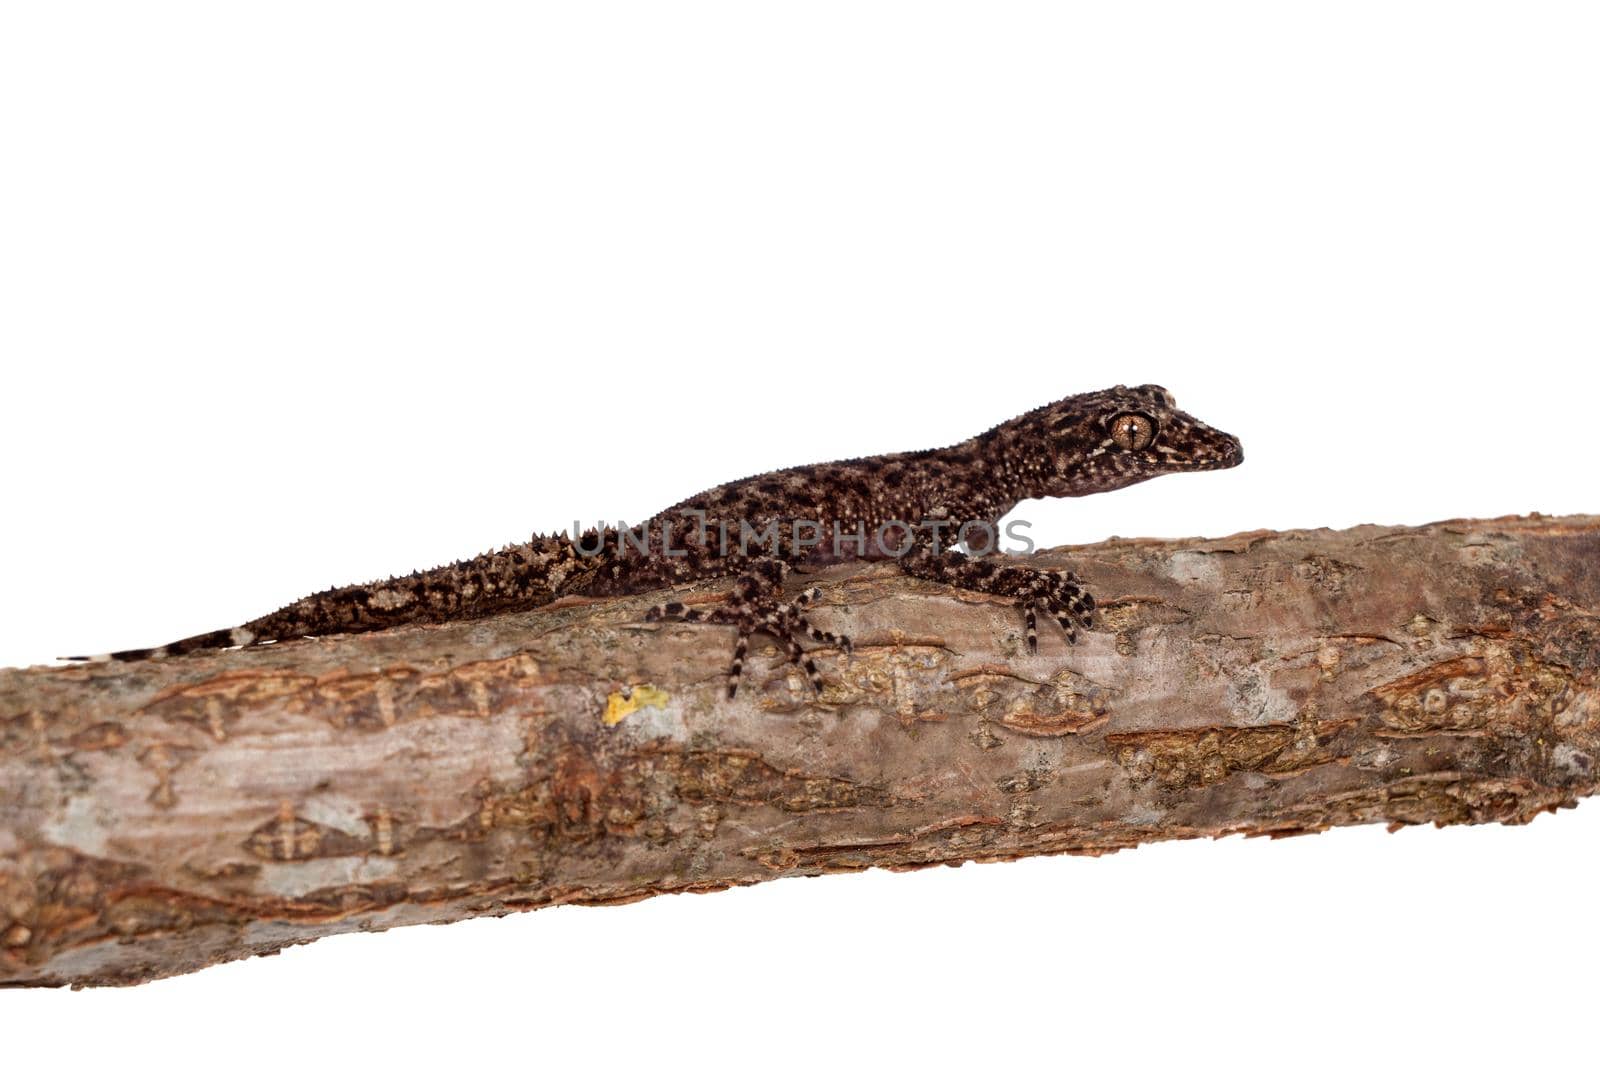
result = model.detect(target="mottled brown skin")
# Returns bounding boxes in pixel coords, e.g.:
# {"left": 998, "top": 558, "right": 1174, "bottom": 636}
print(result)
{"left": 80, "top": 385, "right": 1242, "bottom": 695}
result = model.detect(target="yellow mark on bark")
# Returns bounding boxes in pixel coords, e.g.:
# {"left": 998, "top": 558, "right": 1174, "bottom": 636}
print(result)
{"left": 604, "top": 685, "right": 670, "bottom": 726}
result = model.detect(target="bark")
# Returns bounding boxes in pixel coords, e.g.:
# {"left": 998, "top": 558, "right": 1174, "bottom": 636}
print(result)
{"left": 3, "top": 515, "right": 1598, "bottom": 987}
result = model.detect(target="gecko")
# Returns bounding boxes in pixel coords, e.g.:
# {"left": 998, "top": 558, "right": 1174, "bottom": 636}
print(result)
{"left": 74, "top": 384, "right": 1242, "bottom": 695}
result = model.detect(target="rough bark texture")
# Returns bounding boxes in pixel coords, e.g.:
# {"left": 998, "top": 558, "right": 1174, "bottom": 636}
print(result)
{"left": 3, "top": 515, "right": 1598, "bottom": 988}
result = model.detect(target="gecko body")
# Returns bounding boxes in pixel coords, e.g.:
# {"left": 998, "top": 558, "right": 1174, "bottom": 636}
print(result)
{"left": 81, "top": 385, "right": 1242, "bottom": 695}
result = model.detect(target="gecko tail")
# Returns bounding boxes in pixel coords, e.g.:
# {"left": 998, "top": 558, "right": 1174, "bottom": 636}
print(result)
{"left": 61, "top": 626, "right": 262, "bottom": 663}
{"left": 61, "top": 533, "right": 585, "bottom": 665}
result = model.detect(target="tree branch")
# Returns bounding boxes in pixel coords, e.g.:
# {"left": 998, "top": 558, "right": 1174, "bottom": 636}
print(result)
{"left": 4, "top": 515, "right": 1598, "bottom": 987}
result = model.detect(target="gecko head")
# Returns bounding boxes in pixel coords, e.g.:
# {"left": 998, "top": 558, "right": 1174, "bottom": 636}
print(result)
{"left": 1008, "top": 384, "right": 1243, "bottom": 498}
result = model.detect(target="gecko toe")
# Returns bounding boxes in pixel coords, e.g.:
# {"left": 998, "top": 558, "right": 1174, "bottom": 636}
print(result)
{"left": 646, "top": 565, "right": 854, "bottom": 699}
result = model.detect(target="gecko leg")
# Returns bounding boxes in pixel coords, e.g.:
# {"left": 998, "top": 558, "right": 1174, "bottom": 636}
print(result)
{"left": 898, "top": 539, "right": 1094, "bottom": 651}
{"left": 645, "top": 560, "right": 851, "bottom": 698}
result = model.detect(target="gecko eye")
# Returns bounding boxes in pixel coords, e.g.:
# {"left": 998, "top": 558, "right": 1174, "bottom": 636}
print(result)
{"left": 1109, "top": 413, "right": 1155, "bottom": 451}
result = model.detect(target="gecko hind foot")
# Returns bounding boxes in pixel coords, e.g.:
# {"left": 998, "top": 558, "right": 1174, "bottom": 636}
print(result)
{"left": 645, "top": 567, "right": 851, "bottom": 698}
{"left": 897, "top": 547, "right": 1094, "bottom": 654}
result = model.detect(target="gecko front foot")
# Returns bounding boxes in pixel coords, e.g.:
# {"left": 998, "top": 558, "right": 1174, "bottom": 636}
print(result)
{"left": 645, "top": 560, "right": 852, "bottom": 698}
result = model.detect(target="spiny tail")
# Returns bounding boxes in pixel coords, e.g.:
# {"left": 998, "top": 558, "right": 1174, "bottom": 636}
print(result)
{"left": 64, "top": 532, "right": 597, "bottom": 663}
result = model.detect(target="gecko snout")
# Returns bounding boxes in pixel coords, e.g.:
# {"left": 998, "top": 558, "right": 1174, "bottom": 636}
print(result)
{"left": 1177, "top": 427, "right": 1244, "bottom": 471}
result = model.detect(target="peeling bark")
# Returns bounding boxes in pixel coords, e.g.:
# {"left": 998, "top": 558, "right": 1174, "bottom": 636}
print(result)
{"left": 3, "top": 515, "right": 1598, "bottom": 987}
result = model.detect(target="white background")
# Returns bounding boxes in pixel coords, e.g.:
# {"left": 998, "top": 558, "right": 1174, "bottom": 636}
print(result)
{"left": 3, "top": 2, "right": 1597, "bottom": 1062}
